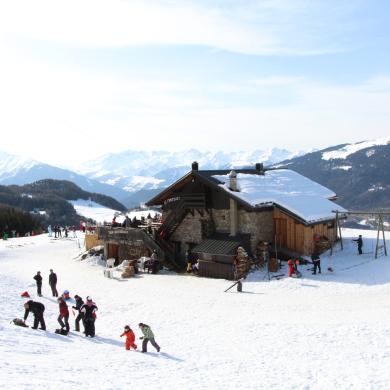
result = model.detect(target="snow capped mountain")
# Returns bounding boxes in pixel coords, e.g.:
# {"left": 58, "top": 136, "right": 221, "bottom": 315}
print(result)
{"left": 274, "top": 137, "right": 390, "bottom": 211}
{"left": 0, "top": 150, "right": 129, "bottom": 202}
{"left": 78, "top": 148, "right": 303, "bottom": 193}
{"left": 0, "top": 150, "right": 38, "bottom": 181}
{"left": 322, "top": 137, "right": 390, "bottom": 161}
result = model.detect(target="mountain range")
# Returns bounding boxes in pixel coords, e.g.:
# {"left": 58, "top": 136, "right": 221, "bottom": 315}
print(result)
{"left": 274, "top": 137, "right": 390, "bottom": 211}
{"left": 0, "top": 148, "right": 303, "bottom": 207}
{"left": 1, "top": 138, "right": 390, "bottom": 211}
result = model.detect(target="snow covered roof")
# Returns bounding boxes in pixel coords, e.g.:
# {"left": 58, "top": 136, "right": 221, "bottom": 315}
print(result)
{"left": 212, "top": 170, "right": 346, "bottom": 224}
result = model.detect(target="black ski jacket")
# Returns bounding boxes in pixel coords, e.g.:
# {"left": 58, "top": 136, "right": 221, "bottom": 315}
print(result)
{"left": 33, "top": 274, "right": 42, "bottom": 285}
{"left": 49, "top": 273, "right": 57, "bottom": 285}
{"left": 81, "top": 303, "right": 98, "bottom": 319}
{"left": 73, "top": 297, "right": 84, "bottom": 312}
{"left": 24, "top": 300, "right": 45, "bottom": 320}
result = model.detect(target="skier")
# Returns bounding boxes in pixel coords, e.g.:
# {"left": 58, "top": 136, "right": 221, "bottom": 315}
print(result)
{"left": 138, "top": 323, "right": 160, "bottom": 353}
{"left": 49, "top": 269, "right": 58, "bottom": 297}
{"left": 33, "top": 271, "right": 43, "bottom": 296}
{"left": 72, "top": 295, "right": 84, "bottom": 332}
{"left": 23, "top": 300, "right": 46, "bottom": 330}
{"left": 353, "top": 235, "right": 363, "bottom": 255}
{"left": 81, "top": 297, "right": 98, "bottom": 337}
{"left": 120, "top": 325, "right": 137, "bottom": 351}
{"left": 311, "top": 253, "right": 321, "bottom": 275}
{"left": 57, "top": 296, "right": 70, "bottom": 333}
{"left": 48, "top": 224, "right": 52, "bottom": 237}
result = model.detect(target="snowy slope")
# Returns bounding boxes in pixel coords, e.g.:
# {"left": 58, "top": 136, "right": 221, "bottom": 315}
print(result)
{"left": 70, "top": 199, "right": 123, "bottom": 224}
{"left": 70, "top": 199, "right": 160, "bottom": 224}
{"left": 322, "top": 137, "right": 390, "bottom": 160}
{"left": 1, "top": 230, "right": 390, "bottom": 389}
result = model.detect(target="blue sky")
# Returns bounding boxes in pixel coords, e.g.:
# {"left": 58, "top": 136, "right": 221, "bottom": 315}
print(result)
{"left": 0, "top": 0, "right": 389, "bottom": 166}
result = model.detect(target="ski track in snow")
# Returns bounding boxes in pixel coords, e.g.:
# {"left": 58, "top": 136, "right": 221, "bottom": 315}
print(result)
{"left": 1, "top": 230, "right": 390, "bottom": 389}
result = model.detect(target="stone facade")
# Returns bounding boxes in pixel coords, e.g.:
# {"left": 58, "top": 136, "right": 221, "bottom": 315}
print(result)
{"left": 238, "top": 210, "right": 274, "bottom": 253}
{"left": 171, "top": 211, "right": 205, "bottom": 251}
{"left": 169, "top": 207, "right": 274, "bottom": 255}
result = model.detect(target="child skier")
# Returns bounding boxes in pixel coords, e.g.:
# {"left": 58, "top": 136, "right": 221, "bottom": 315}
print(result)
{"left": 120, "top": 325, "right": 137, "bottom": 351}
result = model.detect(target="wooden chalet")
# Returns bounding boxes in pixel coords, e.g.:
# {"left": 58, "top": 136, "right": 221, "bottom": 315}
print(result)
{"left": 145, "top": 162, "right": 346, "bottom": 279}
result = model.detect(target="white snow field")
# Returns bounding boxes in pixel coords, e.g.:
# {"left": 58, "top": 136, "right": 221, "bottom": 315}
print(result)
{"left": 1, "top": 229, "right": 390, "bottom": 389}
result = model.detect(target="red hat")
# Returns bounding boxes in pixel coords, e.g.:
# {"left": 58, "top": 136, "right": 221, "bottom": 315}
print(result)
{"left": 21, "top": 291, "right": 30, "bottom": 298}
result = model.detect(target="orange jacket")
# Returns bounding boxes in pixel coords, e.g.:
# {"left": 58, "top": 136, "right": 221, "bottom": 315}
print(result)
{"left": 121, "top": 329, "right": 135, "bottom": 343}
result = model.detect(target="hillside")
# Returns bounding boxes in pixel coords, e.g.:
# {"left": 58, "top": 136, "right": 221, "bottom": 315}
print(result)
{"left": 0, "top": 179, "right": 127, "bottom": 226}
{"left": 0, "top": 204, "right": 42, "bottom": 236}
{"left": 274, "top": 138, "right": 390, "bottom": 211}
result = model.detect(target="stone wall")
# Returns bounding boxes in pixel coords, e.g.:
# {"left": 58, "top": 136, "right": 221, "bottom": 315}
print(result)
{"left": 170, "top": 208, "right": 274, "bottom": 255}
{"left": 171, "top": 211, "right": 205, "bottom": 252}
{"left": 212, "top": 209, "right": 229, "bottom": 232}
{"left": 238, "top": 210, "right": 274, "bottom": 253}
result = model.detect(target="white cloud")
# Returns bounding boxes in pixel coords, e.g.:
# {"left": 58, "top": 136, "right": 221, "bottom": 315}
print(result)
{"left": 0, "top": 0, "right": 358, "bottom": 55}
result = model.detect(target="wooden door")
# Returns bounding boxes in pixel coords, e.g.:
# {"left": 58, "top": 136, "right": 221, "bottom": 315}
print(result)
{"left": 274, "top": 218, "right": 287, "bottom": 248}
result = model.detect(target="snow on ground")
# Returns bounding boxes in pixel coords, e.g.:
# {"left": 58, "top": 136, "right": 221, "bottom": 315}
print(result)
{"left": 70, "top": 199, "right": 121, "bottom": 223}
{"left": 70, "top": 199, "right": 160, "bottom": 224}
{"left": 1, "top": 229, "right": 390, "bottom": 389}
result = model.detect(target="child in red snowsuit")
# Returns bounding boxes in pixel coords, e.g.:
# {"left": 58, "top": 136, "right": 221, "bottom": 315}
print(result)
{"left": 120, "top": 325, "right": 137, "bottom": 351}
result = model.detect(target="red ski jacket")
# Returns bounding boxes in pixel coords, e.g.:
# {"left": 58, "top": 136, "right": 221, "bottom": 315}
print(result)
{"left": 121, "top": 329, "right": 135, "bottom": 343}
{"left": 59, "top": 300, "right": 69, "bottom": 316}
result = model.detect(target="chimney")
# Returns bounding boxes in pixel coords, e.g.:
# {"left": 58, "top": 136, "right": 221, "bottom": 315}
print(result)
{"left": 228, "top": 170, "right": 238, "bottom": 236}
{"left": 191, "top": 161, "right": 199, "bottom": 171}
{"left": 255, "top": 163, "right": 263, "bottom": 172}
{"left": 229, "top": 170, "right": 237, "bottom": 191}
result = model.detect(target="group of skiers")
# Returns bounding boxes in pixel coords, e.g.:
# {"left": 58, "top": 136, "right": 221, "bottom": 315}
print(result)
{"left": 23, "top": 294, "right": 98, "bottom": 337}
{"left": 48, "top": 225, "right": 77, "bottom": 239}
{"left": 29, "top": 270, "right": 98, "bottom": 336}
{"left": 24, "top": 270, "right": 160, "bottom": 352}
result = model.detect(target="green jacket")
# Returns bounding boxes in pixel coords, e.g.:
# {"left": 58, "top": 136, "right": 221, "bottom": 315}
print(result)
{"left": 141, "top": 325, "right": 155, "bottom": 339}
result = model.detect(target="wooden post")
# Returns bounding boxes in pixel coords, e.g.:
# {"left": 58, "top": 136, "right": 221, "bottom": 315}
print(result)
{"left": 382, "top": 214, "right": 388, "bottom": 256}
{"left": 335, "top": 211, "right": 343, "bottom": 251}
{"left": 375, "top": 214, "right": 388, "bottom": 258}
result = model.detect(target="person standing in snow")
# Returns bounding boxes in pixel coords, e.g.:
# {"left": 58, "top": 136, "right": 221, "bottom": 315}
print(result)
{"left": 23, "top": 300, "right": 46, "bottom": 330}
{"left": 353, "top": 235, "right": 363, "bottom": 255}
{"left": 120, "top": 325, "right": 137, "bottom": 351}
{"left": 33, "top": 271, "right": 43, "bottom": 296}
{"left": 138, "top": 323, "right": 160, "bottom": 353}
{"left": 311, "top": 253, "right": 321, "bottom": 275}
{"left": 57, "top": 296, "right": 70, "bottom": 333}
{"left": 81, "top": 297, "right": 98, "bottom": 337}
{"left": 48, "top": 225, "right": 52, "bottom": 237}
{"left": 49, "top": 269, "right": 58, "bottom": 297}
{"left": 72, "top": 295, "right": 84, "bottom": 332}
{"left": 150, "top": 250, "right": 160, "bottom": 274}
